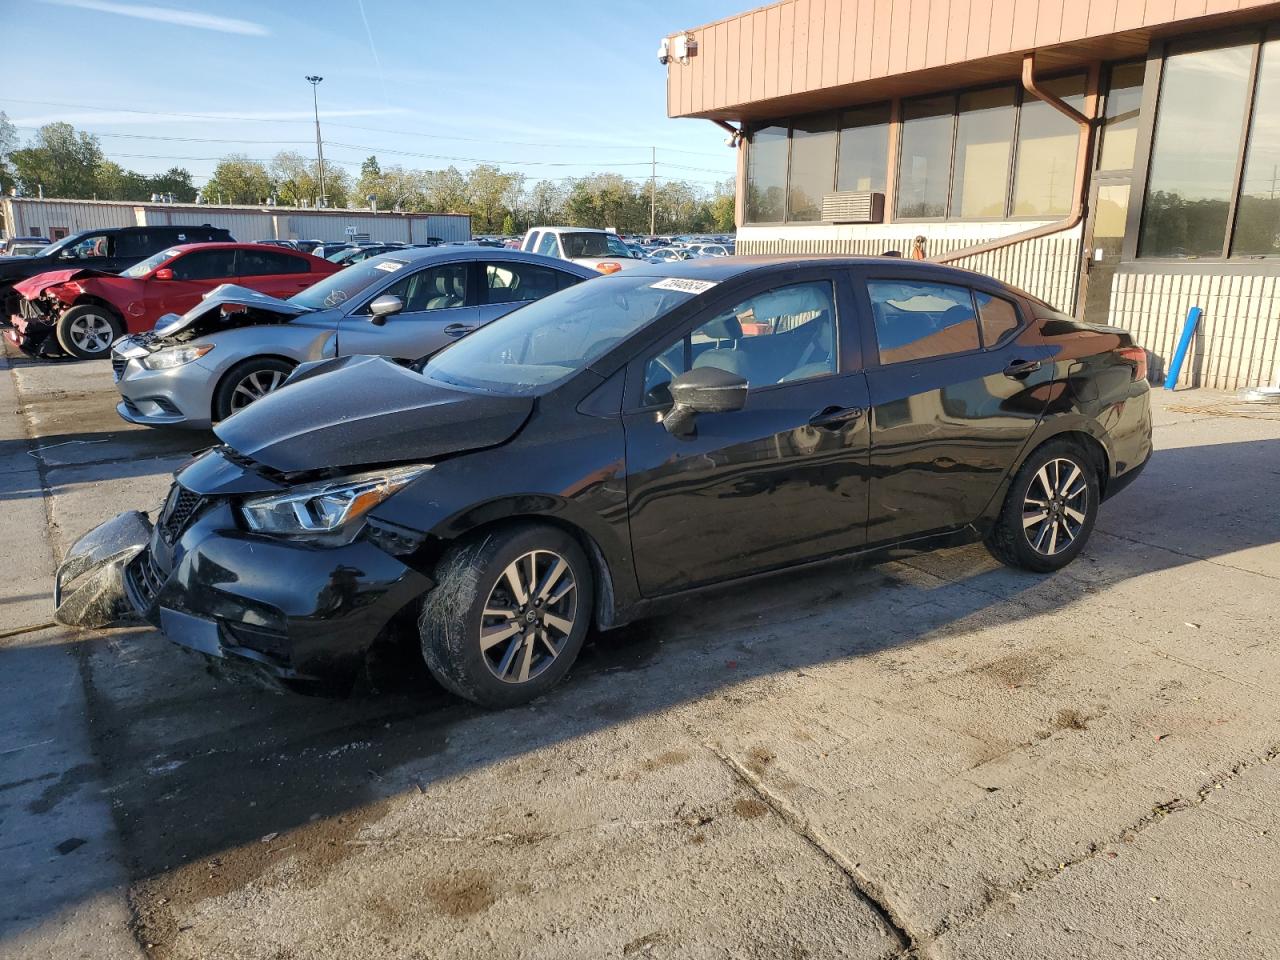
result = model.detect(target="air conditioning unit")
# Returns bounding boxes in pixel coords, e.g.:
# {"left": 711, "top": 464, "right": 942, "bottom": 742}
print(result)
{"left": 821, "top": 191, "right": 885, "bottom": 224}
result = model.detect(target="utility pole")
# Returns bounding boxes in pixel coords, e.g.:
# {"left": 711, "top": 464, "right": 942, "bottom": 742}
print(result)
{"left": 306, "top": 75, "right": 327, "bottom": 207}
{"left": 650, "top": 146, "right": 656, "bottom": 236}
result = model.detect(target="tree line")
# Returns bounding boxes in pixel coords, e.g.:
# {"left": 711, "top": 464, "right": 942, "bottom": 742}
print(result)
{"left": 0, "top": 117, "right": 735, "bottom": 235}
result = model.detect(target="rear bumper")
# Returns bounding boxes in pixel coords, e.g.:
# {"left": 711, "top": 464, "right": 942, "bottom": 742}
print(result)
{"left": 1101, "top": 382, "right": 1154, "bottom": 501}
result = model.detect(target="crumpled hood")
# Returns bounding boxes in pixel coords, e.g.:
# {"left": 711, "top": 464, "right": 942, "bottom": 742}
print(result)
{"left": 154, "top": 284, "right": 311, "bottom": 338}
{"left": 215, "top": 354, "right": 533, "bottom": 473}
{"left": 13, "top": 268, "right": 115, "bottom": 298}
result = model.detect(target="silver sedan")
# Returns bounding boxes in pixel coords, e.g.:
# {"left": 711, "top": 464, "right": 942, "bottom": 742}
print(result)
{"left": 111, "top": 247, "right": 594, "bottom": 429}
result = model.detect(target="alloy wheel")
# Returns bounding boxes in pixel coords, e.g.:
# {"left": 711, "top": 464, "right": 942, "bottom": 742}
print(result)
{"left": 1022, "top": 457, "right": 1089, "bottom": 556}
{"left": 479, "top": 549, "right": 577, "bottom": 684}
{"left": 229, "top": 369, "right": 286, "bottom": 412}
{"left": 68, "top": 313, "right": 114, "bottom": 355}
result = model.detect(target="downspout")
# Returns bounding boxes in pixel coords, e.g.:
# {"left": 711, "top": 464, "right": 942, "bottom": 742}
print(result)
{"left": 930, "top": 54, "right": 1098, "bottom": 266}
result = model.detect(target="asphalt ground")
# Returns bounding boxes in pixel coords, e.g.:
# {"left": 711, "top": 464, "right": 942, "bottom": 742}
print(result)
{"left": 3, "top": 341, "right": 1279, "bottom": 960}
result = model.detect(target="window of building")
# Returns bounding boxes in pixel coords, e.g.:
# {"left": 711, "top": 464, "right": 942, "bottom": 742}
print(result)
{"left": 837, "top": 104, "right": 891, "bottom": 193}
{"left": 897, "top": 96, "right": 954, "bottom": 219}
{"left": 642, "top": 281, "right": 836, "bottom": 404}
{"left": 1233, "top": 38, "right": 1280, "bottom": 257}
{"left": 1012, "top": 75, "right": 1086, "bottom": 217}
{"left": 975, "top": 291, "right": 1020, "bottom": 347}
{"left": 868, "top": 281, "right": 980, "bottom": 364}
{"left": 787, "top": 114, "right": 838, "bottom": 222}
{"left": 1097, "top": 62, "right": 1145, "bottom": 172}
{"left": 953, "top": 87, "right": 1018, "bottom": 218}
{"left": 746, "top": 125, "right": 789, "bottom": 223}
{"left": 1139, "top": 40, "right": 1254, "bottom": 258}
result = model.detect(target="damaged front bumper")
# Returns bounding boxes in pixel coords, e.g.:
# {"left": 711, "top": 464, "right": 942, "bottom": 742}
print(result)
{"left": 53, "top": 509, "right": 153, "bottom": 628}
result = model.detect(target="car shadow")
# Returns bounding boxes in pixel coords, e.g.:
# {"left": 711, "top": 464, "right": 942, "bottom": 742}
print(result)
{"left": 3, "top": 435, "right": 1278, "bottom": 949}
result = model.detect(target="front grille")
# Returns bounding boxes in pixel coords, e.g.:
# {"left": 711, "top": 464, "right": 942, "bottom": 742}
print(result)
{"left": 125, "top": 548, "right": 167, "bottom": 610}
{"left": 19, "top": 299, "right": 48, "bottom": 321}
{"left": 112, "top": 354, "right": 127, "bottom": 380}
{"left": 159, "top": 485, "right": 204, "bottom": 542}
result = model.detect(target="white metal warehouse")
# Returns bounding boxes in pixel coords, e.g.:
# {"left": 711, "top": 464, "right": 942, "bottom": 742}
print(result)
{"left": 1, "top": 197, "right": 471, "bottom": 246}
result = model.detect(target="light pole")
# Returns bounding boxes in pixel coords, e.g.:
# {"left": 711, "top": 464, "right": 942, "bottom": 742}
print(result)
{"left": 306, "top": 75, "right": 327, "bottom": 207}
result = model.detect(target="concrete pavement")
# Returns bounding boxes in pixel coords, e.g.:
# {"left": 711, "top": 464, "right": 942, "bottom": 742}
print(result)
{"left": 2, "top": 344, "right": 1278, "bottom": 959}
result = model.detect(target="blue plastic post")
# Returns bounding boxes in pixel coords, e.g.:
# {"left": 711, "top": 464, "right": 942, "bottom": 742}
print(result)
{"left": 1164, "top": 306, "right": 1203, "bottom": 391}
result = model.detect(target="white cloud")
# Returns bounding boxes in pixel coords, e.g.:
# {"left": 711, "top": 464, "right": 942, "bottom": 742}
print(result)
{"left": 46, "top": 0, "right": 270, "bottom": 36}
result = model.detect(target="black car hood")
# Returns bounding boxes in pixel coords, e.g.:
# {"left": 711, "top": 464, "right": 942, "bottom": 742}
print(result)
{"left": 214, "top": 355, "right": 533, "bottom": 473}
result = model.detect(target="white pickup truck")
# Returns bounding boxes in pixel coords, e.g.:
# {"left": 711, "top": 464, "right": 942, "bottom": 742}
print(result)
{"left": 519, "top": 226, "right": 642, "bottom": 274}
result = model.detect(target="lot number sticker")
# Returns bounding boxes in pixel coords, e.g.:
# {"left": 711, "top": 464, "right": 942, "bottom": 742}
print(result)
{"left": 650, "top": 278, "right": 718, "bottom": 294}
{"left": 374, "top": 260, "right": 405, "bottom": 272}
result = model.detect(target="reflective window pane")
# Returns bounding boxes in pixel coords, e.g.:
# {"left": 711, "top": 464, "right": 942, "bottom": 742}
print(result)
{"left": 1139, "top": 42, "right": 1253, "bottom": 258}
{"left": 953, "top": 87, "right": 1017, "bottom": 218}
{"left": 1233, "top": 39, "right": 1280, "bottom": 257}
{"left": 976, "top": 291, "right": 1020, "bottom": 347}
{"left": 1012, "top": 75, "right": 1085, "bottom": 217}
{"left": 1098, "top": 62, "right": 1145, "bottom": 171}
{"left": 897, "top": 96, "right": 954, "bottom": 218}
{"left": 837, "top": 103, "right": 890, "bottom": 193}
{"left": 746, "top": 125, "right": 788, "bottom": 223}
{"left": 868, "top": 281, "right": 979, "bottom": 364}
{"left": 787, "top": 114, "right": 838, "bottom": 222}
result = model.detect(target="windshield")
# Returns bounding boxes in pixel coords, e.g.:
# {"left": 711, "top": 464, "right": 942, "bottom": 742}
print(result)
{"left": 34, "top": 233, "right": 86, "bottom": 258}
{"left": 120, "top": 249, "right": 180, "bottom": 279}
{"left": 423, "top": 273, "right": 705, "bottom": 396}
{"left": 290, "top": 255, "right": 408, "bottom": 310}
{"left": 560, "top": 232, "right": 631, "bottom": 259}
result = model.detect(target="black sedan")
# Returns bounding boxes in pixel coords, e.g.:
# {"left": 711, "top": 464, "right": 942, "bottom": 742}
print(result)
{"left": 55, "top": 256, "right": 1152, "bottom": 707}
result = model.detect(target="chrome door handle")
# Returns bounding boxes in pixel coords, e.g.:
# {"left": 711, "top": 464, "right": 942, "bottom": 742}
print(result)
{"left": 1003, "top": 359, "right": 1042, "bottom": 379}
{"left": 808, "top": 405, "right": 864, "bottom": 430}
{"left": 444, "top": 323, "right": 476, "bottom": 337}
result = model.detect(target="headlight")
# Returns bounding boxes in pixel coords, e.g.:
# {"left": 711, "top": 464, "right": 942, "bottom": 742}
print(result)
{"left": 141, "top": 343, "right": 214, "bottom": 370}
{"left": 240, "top": 465, "right": 430, "bottom": 539}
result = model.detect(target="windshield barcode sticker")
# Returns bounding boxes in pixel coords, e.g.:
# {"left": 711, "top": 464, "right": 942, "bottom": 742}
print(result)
{"left": 374, "top": 261, "right": 405, "bottom": 272}
{"left": 650, "top": 278, "right": 718, "bottom": 294}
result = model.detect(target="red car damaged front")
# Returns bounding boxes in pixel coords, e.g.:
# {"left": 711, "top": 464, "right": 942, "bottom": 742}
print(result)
{"left": 6, "top": 269, "right": 147, "bottom": 358}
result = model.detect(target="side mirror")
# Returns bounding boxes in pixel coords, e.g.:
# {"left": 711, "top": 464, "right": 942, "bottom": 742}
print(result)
{"left": 368, "top": 294, "right": 404, "bottom": 326}
{"left": 153, "top": 268, "right": 174, "bottom": 281}
{"left": 662, "top": 366, "right": 748, "bottom": 438}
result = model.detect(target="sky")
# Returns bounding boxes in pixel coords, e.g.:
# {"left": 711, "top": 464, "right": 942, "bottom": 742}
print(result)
{"left": 0, "top": 0, "right": 747, "bottom": 192}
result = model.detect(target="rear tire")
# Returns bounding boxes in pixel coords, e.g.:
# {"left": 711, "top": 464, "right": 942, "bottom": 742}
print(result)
{"left": 985, "top": 438, "right": 1100, "bottom": 573}
{"left": 56, "top": 304, "right": 123, "bottom": 360}
{"left": 212, "top": 357, "right": 294, "bottom": 421}
{"left": 420, "top": 524, "right": 593, "bottom": 708}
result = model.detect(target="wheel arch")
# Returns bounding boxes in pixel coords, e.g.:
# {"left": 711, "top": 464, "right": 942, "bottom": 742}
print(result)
{"left": 66, "top": 295, "right": 126, "bottom": 324}
{"left": 210, "top": 353, "right": 298, "bottom": 422}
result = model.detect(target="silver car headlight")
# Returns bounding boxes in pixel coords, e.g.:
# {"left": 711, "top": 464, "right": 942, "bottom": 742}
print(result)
{"left": 141, "top": 343, "right": 214, "bottom": 370}
{"left": 240, "top": 465, "right": 430, "bottom": 539}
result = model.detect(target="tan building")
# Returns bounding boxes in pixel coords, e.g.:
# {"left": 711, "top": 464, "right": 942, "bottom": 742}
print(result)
{"left": 664, "top": 0, "right": 1280, "bottom": 389}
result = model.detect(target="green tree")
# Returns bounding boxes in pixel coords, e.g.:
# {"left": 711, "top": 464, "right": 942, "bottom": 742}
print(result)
{"left": 202, "top": 155, "right": 273, "bottom": 205}
{"left": 270, "top": 151, "right": 319, "bottom": 206}
{"left": 467, "top": 164, "right": 524, "bottom": 233}
{"left": 95, "top": 160, "right": 150, "bottom": 200}
{"left": 0, "top": 112, "right": 16, "bottom": 194}
{"left": 500, "top": 212, "right": 517, "bottom": 236}
{"left": 146, "top": 167, "right": 198, "bottom": 203}
{"left": 11, "top": 123, "right": 103, "bottom": 198}
{"left": 422, "top": 166, "right": 469, "bottom": 213}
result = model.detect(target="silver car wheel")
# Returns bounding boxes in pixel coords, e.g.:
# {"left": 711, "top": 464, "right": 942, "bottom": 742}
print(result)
{"left": 68, "top": 313, "right": 115, "bottom": 355}
{"left": 1022, "top": 457, "right": 1089, "bottom": 556}
{"left": 479, "top": 549, "right": 577, "bottom": 684}
{"left": 229, "top": 369, "right": 286, "bottom": 412}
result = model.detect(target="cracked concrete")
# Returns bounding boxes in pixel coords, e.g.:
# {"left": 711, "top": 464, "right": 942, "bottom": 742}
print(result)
{"left": 2, "top": 346, "right": 1279, "bottom": 959}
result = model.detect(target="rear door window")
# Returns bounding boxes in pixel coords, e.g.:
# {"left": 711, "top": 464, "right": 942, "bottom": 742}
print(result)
{"left": 483, "top": 262, "right": 568, "bottom": 304}
{"left": 975, "top": 291, "right": 1021, "bottom": 347}
{"left": 237, "top": 248, "right": 310, "bottom": 276}
{"left": 168, "top": 249, "right": 238, "bottom": 281}
{"left": 867, "top": 281, "right": 980, "bottom": 364}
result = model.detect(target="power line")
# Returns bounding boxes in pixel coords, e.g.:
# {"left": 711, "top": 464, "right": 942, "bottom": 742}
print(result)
{"left": 0, "top": 96, "right": 731, "bottom": 157}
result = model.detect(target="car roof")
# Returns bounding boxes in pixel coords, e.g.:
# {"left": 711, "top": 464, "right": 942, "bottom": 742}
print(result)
{"left": 156, "top": 242, "right": 304, "bottom": 254}
{"left": 620, "top": 254, "right": 1014, "bottom": 287}
{"left": 363, "top": 245, "right": 599, "bottom": 277}
{"left": 525, "top": 226, "right": 610, "bottom": 236}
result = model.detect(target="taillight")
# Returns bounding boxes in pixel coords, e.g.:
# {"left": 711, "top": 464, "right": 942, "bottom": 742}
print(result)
{"left": 1117, "top": 345, "right": 1148, "bottom": 381}
{"left": 595, "top": 262, "right": 623, "bottom": 274}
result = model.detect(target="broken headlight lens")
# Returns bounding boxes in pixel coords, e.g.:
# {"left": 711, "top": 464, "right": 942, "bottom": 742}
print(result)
{"left": 141, "top": 343, "right": 214, "bottom": 370}
{"left": 239, "top": 465, "right": 430, "bottom": 538}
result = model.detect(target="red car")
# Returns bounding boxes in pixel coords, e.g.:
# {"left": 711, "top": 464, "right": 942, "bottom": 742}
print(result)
{"left": 6, "top": 243, "right": 342, "bottom": 359}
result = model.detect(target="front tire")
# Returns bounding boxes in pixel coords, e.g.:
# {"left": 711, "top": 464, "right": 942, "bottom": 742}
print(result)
{"left": 56, "top": 304, "right": 123, "bottom": 359}
{"left": 420, "top": 525, "right": 593, "bottom": 708}
{"left": 985, "top": 439, "right": 1100, "bottom": 573}
{"left": 212, "top": 357, "right": 294, "bottom": 421}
